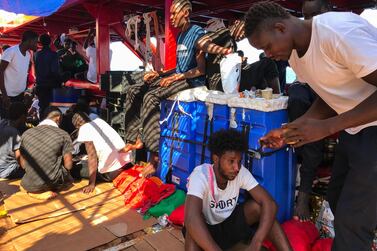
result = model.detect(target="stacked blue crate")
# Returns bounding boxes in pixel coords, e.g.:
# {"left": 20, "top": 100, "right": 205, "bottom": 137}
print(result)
{"left": 195, "top": 102, "right": 230, "bottom": 167}
{"left": 230, "top": 105, "right": 296, "bottom": 222}
{"left": 158, "top": 99, "right": 201, "bottom": 191}
{"left": 52, "top": 87, "right": 81, "bottom": 103}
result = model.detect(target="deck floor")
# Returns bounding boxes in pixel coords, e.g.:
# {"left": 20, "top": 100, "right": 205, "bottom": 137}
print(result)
{"left": 0, "top": 179, "right": 248, "bottom": 251}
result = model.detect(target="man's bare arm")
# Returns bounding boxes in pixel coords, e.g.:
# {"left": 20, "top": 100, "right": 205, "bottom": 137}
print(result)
{"left": 196, "top": 35, "right": 231, "bottom": 55}
{"left": 83, "top": 141, "right": 98, "bottom": 193}
{"left": 267, "top": 77, "right": 281, "bottom": 94}
{"left": 185, "top": 195, "right": 222, "bottom": 251}
{"left": 0, "top": 61, "right": 9, "bottom": 102}
{"left": 63, "top": 153, "right": 73, "bottom": 171}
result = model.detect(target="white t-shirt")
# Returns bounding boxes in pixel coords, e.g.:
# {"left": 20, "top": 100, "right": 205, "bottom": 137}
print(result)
{"left": 86, "top": 46, "right": 97, "bottom": 83}
{"left": 187, "top": 164, "right": 258, "bottom": 225}
{"left": 76, "top": 118, "right": 131, "bottom": 173}
{"left": 1, "top": 45, "right": 31, "bottom": 97}
{"left": 289, "top": 12, "right": 377, "bottom": 134}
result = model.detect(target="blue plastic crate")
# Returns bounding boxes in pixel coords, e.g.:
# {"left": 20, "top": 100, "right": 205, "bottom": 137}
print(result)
{"left": 158, "top": 100, "right": 200, "bottom": 190}
{"left": 159, "top": 99, "right": 231, "bottom": 191}
{"left": 232, "top": 107, "right": 296, "bottom": 222}
{"left": 52, "top": 87, "right": 81, "bottom": 103}
{"left": 195, "top": 102, "right": 230, "bottom": 167}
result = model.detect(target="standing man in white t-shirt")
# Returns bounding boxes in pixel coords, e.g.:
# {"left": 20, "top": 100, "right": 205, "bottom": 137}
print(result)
{"left": 245, "top": 2, "right": 377, "bottom": 251}
{"left": 0, "top": 30, "right": 38, "bottom": 116}
{"left": 71, "top": 112, "right": 132, "bottom": 193}
{"left": 185, "top": 129, "right": 292, "bottom": 251}
{"left": 83, "top": 28, "right": 97, "bottom": 83}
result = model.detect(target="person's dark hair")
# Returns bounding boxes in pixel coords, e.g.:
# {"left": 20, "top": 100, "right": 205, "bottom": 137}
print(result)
{"left": 43, "top": 106, "right": 62, "bottom": 120}
{"left": 173, "top": 0, "right": 192, "bottom": 13}
{"left": 208, "top": 129, "right": 248, "bottom": 157}
{"left": 237, "top": 50, "right": 244, "bottom": 57}
{"left": 2, "top": 44, "right": 10, "bottom": 52}
{"left": 244, "top": 1, "right": 290, "bottom": 38}
{"left": 22, "top": 30, "right": 39, "bottom": 43}
{"left": 8, "top": 102, "right": 27, "bottom": 121}
{"left": 303, "top": 0, "right": 331, "bottom": 10}
{"left": 39, "top": 33, "right": 51, "bottom": 47}
{"left": 72, "top": 111, "right": 91, "bottom": 128}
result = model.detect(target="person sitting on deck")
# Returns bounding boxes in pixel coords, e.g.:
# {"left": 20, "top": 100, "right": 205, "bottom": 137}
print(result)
{"left": 184, "top": 129, "right": 292, "bottom": 251}
{"left": 0, "top": 102, "right": 27, "bottom": 179}
{"left": 240, "top": 52, "right": 281, "bottom": 94}
{"left": 123, "top": 0, "right": 232, "bottom": 173}
{"left": 197, "top": 19, "right": 245, "bottom": 91}
{"left": 71, "top": 112, "right": 132, "bottom": 194}
{"left": 20, "top": 106, "right": 74, "bottom": 200}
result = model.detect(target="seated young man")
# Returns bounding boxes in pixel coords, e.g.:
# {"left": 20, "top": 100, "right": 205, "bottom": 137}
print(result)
{"left": 184, "top": 129, "right": 292, "bottom": 251}
{"left": 71, "top": 112, "right": 132, "bottom": 194}
{"left": 20, "top": 107, "right": 73, "bottom": 200}
{"left": 197, "top": 19, "right": 245, "bottom": 91}
{"left": 0, "top": 102, "right": 27, "bottom": 179}
{"left": 123, "top": 0, "right": 231, "bottom": 171}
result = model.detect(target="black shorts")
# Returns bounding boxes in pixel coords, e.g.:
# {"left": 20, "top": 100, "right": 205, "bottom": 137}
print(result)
{"left": 183, "top": 203, "right": 257, "bottom": 250}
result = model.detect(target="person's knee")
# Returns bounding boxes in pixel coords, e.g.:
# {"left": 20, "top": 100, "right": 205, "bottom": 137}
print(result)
{"left": 243, "top": 200, "right": 262, "bottom": 225}
{"left": 143, "top": 92, "right": 160, "bottom": 107}
{"left": 184, "top": 227, "right": 203, "bottom": 251}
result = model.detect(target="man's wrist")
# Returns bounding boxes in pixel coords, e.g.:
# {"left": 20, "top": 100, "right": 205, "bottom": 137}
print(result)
{"left": 325, "top": 117, "right": 342, "bottom": 135}
{"left": 174, "top": 73, "right": 185, "bottom": 81}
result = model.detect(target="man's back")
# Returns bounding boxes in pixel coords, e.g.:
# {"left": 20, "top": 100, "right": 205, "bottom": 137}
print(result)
{"left": 35, "top": 48, "right": 59, "bottom": 87}
{"left": 205, "top": 28, "right": 237, "bottom": 91}
{"left": 0, "top": 123, "right": 21, "bottom": 178}
{"left": 76, "top": 118, "right": 130, "bottom": 174}
{"left": 240, "top": 57, "right": 279, "bottom": 91}
{"left": 20, "top": 125, "right": 73, "bottom": 192}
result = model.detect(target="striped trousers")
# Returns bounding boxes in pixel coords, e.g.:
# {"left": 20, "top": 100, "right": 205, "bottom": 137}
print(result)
{"left": 123, "top": 78, "right": 190, "bottom": 153}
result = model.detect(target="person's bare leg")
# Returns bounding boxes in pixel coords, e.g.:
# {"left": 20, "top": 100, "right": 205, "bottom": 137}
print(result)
{"left": 185, "top": 229, "right": 203, "bottom": 251}
{"left": 243, "top": 200, "right": 292, "bottom": 251}
{"left": 27, "top": 191, "right": 57, "bottom": 200}
{"left": 141, "top": 152, "right": 158, "bottom": 177}
{"left": 293, "top": 191, "right": 311, "bottom": 222}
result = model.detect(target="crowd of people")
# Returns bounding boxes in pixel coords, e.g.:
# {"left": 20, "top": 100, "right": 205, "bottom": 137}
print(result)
{"left": 0, "top": 0, "right": 376, "bottom": 250}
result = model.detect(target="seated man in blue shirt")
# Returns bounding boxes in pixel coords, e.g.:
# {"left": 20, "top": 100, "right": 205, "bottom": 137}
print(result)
{"left": 0, "top": 102, "right": 27, "bottom": 179}
{"left": 123, "top": 0, "right": 231, "bottom": 173}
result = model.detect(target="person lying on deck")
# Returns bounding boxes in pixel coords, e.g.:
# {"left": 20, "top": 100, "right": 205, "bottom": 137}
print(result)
{"left": 123, "top": 0, "right": 233, "bottom": 173}
{"left": 184, "top": 129, "right": 292, "bottom": 251}
{"left": 20, "top": 106, "right": 74, "bottom": 200}
{"left": 71, "top": 112, "right": 132, "bottom": 194}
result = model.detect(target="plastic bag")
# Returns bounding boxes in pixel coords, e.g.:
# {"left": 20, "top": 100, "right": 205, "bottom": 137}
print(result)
{"left": 316, "top": 200, "right": 335, "bottom": 238}
{"left": 220, "top": 53, "right": 241, "bottom": 94}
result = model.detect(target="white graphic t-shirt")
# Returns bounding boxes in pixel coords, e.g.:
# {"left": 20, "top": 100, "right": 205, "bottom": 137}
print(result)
{"left": 187, "top": 164, "right": 258, "bottom": 225}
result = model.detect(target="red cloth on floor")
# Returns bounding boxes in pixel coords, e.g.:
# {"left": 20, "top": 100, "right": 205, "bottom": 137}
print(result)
{"left": 168, "top": 204, "right": 185, "bottom": 226}
{"left": 113, "top": 165, "right": 144, "bottom": 194}
{"left": 263, "top": 220, "right": 319, "bottom": 251}
{"left": 312, "top": 238, "right": 333, "bottom": 251}
{"left": 113, "top": 165, "right": 175, "bottom": 212}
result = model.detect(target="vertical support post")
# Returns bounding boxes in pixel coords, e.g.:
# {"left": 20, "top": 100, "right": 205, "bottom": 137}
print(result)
{"left": 96, "top": 8, "right": 110, "bottom": 75}
{"left": 164, "top": 0, "right": 178, "bottom": 70}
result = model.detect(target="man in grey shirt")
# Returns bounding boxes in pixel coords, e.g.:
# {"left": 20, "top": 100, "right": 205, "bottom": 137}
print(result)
{"left": 20, "top": 107, "right": 73, "bottom": 199}
{"left": 0, "top": 102, "right": 27, "bottom": 179}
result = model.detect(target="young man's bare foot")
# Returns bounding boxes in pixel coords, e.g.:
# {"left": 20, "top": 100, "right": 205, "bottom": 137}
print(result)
{"left": 293, "top": 191, "right": 311, "bottom": 222}
{"left": 123, "top": 138, "right": 144, "bottom": 153}
{"left": 27, "top": 191, "right": 58, "bottom": 200}
{"left": 141, "top": 153, "right": 159, "bottom": 178}
{"left": 133, "top": 138, "right": 144, "bottom": 150}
